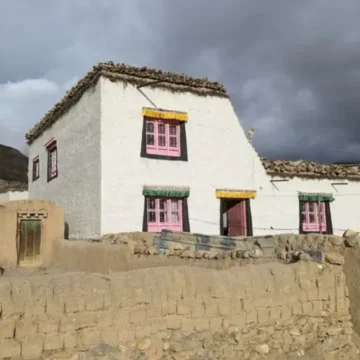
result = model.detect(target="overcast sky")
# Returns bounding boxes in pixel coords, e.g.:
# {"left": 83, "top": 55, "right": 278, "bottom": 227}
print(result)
{"left": 1, "top": 1, "right": 360, "bottom": 163}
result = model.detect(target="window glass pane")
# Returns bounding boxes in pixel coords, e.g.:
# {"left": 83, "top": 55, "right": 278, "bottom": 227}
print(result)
{"left": 169, "top": 124, "right": 177, "bottom": 135}
{"left": 169, "top": 137, "right": 177, "bottom": 147}
{"left": 158, "top": 135, "right": 166, "bottom": 147}
{"left": 148, "top": 212, "right": 156, "bottom": 222}
{"left": 171, "top": 212, "right": 179, "bottom": 223}
{"left": 171, "top": 200, "right": 178, "bottom": 211}
{"left": 309, "top": 202, "right": 314, "bottom": 212}
{"left": 146, "top": 134, "right": 155, "bottom": 145}
{"left": 160, "top": 211, "right": 167, "bottom": 223}
{"left": 146, "top": 122, "right": 154, "bottom": 133}
{"left": 158, "top": 123, "right": 166, "bottom": 134}
{"left": 159, "top": 199, "right": 167, "bottom": 210}
{"left": 309, "top": 214, "right": 315, "bottom": 223}
{"left": 148, "top": 198, "right": 156, "bottom": 210}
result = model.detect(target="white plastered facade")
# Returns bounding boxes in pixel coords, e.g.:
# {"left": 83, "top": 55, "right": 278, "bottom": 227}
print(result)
{"left": 0, "top": 191, "right": 28, "bottom": 203}
{"left": 28, "top": 82, "right": 101, "bottom": 239}
{"left": 28, "top": 76, "right": 360, "bottom": 238}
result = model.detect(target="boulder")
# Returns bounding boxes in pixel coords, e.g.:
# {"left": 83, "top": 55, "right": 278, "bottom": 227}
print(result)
{"left": 146, "top": 246, "right": 159, "bottom": 255}
{"left": 325, "top": 252, "right": 345, "bottom": 265}
{"left": 345, "top": 236, "right": 360, "bottom": 247}
{"left": 180, "top": 250, "right": 195, "bottom": 258}
{"left": 328, "top": 235, "right": 344, "bottom": 246}
{"left": 343, "top": 229, "right": 358, "bottom": 238}
{"left": 249, "top": 248, "right": 263, "bottom": 259}
{"left": 195, "top": 250, "right": 206, "bottom": 259}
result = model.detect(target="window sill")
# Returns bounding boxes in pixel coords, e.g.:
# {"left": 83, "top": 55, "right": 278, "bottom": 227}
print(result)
{"left": 141, "top": 153, "right": 187, "bottom": 161}
{"left": 47, "top": 174, "right": 58, "bottom": 183}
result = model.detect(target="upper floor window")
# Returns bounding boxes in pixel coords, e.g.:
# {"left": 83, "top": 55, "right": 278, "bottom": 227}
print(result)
{"left": 140, "top": 108, "right": 188, "bottom": 161}
{"left": 145, "top": 119, "right": 181, "bottom": 157}
{"left": 45, "top": 138, "right": 58, "bottom": 182}
{"left": 32, "top": 156, "right": 40, "bottom": 181}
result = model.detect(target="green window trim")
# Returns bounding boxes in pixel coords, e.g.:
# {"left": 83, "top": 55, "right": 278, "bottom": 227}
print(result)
{"left": 142, "top": 189, "right": 190, "bottom": 198}
{"left": 298, "top": 195, "right": 334, "bottom": 202}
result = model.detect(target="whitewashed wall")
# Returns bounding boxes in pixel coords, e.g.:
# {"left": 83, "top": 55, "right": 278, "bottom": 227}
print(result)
{"left": 252, "top": 177, "right": 360, "bottom": 236}
{"left": 100, "top": 77, "right": 360, "bottom": 236}
{"left": 100, "top": 77, "right": 273, "bottom": 235}
{"left": 28, "top": 83, "right": 102, "bottom": 239}
{"left": 0, "top": 191, "right": 28, "bottom": 203}
{"left": 0, "top": 192, "right": 10, "bottom": 202}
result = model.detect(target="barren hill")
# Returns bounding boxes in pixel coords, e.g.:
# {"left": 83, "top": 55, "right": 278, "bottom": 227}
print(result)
{"left": 0, "top": 144, "right": 28, "bottom": 183}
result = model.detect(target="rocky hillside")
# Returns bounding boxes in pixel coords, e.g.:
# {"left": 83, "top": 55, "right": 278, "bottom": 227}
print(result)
{"left": 0, "top": 144, "right": 28, "bottom": 193}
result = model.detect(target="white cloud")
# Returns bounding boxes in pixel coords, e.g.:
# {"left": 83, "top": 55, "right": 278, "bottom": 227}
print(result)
{"left": 0, "top": 79, "right": 59, "bottom": 99}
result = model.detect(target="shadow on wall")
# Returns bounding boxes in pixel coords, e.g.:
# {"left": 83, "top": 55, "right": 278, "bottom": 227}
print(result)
{"left": 64, "top": 222, "right": 69, "bottom": 240}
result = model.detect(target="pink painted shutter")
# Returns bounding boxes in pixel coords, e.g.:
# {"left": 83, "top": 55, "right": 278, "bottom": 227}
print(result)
{"left": 167, "top": 123, "right": 181, "bottom": 157}
{"left": 147, "top": 198, "right": 158, "bottom": 232}
{"left": 227, "top": 200, "right": 247, "bottom": 236}
{"left": 147, "top": 198, "right": 183, "bottom": 232}
{"left": 145, "top": 120, "right": 157, "bottom": 154}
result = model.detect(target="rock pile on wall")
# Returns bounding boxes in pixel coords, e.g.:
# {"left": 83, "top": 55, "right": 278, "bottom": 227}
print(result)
{"left": 96, "top": 230, "right": 360, "bottom": 268}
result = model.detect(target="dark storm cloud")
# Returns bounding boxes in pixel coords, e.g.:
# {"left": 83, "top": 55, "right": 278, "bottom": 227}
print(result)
{"left": 1, "top": 0, "right": 360, "bottom": 162}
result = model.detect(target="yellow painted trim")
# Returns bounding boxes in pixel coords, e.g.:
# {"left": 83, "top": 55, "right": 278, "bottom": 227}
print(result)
{"left": 142, "top": 108, "right": 188, "bottom": 122}
{"left": 215, "top": 191, "right": 256, "bottom": 199}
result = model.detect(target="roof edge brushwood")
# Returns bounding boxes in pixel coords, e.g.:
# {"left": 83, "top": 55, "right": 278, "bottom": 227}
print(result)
{"left": 262, "top": 158, "right": 360, "bottom": 181}
{"left": 25, "top": 61, "right": 228, "bottom": 144}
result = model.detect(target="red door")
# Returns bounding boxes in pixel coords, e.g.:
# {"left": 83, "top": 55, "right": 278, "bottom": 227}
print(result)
{"left": 227, "top": 200, "right": 247, "bottom": 236}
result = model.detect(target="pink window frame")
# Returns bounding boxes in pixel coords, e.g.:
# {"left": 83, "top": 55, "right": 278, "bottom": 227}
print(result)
{"left": 301, "top": 201, "right": 327, "bottom": 232}
{"left": 45, "top": 138, "right": 58, "bottom": 181}
{"left": 147, "top": 197, "right": 183, "bottom": 232}
{"left": 145, "top": 119, "right": 181, "bottom": 157}
{"left": 32, "top": 156, "right": 40, "bottom": 181}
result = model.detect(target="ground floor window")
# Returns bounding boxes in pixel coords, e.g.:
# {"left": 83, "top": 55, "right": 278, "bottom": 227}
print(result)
{"left": 147, "top": 197, "right": 183, "bottom": 232}
{"left": 142, "top": 186, "right": 190, "bottom": 232}
{"left": 301, "top": 201, "right": 326, "bottom": 232}
{"left": 220, "top": 199, "right": 253, "bottom": 236}
{"left": 299, "top": 197, "right": 333, "bottom": 234}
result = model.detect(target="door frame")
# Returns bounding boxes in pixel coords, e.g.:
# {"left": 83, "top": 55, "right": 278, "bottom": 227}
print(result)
{"left": 219, "top": 198, "right": 250, "bottom": 236}
{"left": 16, "top": 217, "right": 43, "bottom": 266}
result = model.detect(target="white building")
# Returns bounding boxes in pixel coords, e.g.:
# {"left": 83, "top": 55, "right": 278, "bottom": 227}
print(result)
{"left": 25, "top": 62, "right": 360, "bottom": 239}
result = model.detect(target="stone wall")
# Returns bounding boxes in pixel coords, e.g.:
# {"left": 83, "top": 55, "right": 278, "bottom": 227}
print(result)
{"left": 47, "top": 230, "right": 360, "bottom": 274}
{"left": 0, "top": 262, "right": 358, "bottom": 360}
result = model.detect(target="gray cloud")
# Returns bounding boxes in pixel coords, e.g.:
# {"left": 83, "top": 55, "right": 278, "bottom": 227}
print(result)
{"left": 1, "top": 0, "right": 360, "bottom": 163}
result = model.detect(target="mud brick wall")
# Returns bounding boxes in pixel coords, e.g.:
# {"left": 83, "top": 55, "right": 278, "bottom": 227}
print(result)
{"left": 0, "top": 262, "right": 357, "bottom": 359}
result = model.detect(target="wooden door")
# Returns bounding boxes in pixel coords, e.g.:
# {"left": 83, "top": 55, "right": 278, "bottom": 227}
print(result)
{"left": 18, "top": 220, "right": 42, "bottom": 264}
{"left": 227, "top": 200, "right": 247, "bottom": 236}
